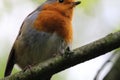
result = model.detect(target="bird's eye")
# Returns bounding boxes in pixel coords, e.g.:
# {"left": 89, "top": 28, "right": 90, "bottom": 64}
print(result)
{"left": 59, "top": 0, "right": 64, "bottom": 3}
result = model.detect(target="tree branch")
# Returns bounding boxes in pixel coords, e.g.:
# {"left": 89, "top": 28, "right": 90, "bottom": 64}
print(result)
{"left": 1, "top": 31, "right": 120, "bottom": 80}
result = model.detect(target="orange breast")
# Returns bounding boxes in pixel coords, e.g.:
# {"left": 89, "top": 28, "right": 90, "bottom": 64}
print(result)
{"left": 34, "top": 10, "right": 73, "bottom": 43}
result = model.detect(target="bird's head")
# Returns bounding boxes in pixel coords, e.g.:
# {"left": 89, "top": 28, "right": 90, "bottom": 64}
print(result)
{"left": 42, "top": 0, "right": 81, "bottom": 18}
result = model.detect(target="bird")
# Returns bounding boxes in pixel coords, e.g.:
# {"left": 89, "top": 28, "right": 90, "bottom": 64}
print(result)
{"left": 4, "top": 0, "right": 81, "bottom": 78}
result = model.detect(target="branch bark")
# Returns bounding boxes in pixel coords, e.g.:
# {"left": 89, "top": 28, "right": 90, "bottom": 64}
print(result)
{"left": 1, "top": 31, "right": 120, "bottom": 80}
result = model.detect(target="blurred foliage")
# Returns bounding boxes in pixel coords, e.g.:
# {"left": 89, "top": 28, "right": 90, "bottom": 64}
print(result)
{"left": 31, "top": 0, "right": 45, "bottom": 4}
{"left": 52, "top": 72, "right": 67, "bottom": 80}
{"left": 3, "top": 0, "right": 13, "bottom": 12}
{"left": 0, "top": 0, "right": 12, "bottom": 19}
{"left": 113, "top": 25, "right": 120, "bottom": 33}
{"left": 0, "top": 56, "right": 6, "bottom": 77}
{"left": 80, "top": 0, "right": 100, "bottom": 15}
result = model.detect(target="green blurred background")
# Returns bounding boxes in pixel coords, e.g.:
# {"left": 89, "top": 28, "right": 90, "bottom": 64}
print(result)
{"left": 0, "top": 0, "right": 120, "bottom": 80}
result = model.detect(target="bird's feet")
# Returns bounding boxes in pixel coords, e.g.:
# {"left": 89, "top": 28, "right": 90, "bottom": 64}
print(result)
{"left": 64, "top": 47, "right": 73, "bottom": 58}
{"left": 23, "top": 65, "right": 33, "bottom": 72}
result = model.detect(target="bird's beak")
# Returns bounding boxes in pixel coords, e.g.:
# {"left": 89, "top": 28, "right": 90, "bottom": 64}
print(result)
{"left": 73, "top": 1, "right": 81, "bottom": 6}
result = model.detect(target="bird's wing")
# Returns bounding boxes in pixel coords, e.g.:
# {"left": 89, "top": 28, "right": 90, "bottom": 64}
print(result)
{"left": 4, "top": 3, "right": 46, "bottom": 77}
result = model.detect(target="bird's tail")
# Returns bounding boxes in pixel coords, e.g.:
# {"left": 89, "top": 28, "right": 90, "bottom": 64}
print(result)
{"left": 4, "top": 49, "right": 15, "bottom": 77}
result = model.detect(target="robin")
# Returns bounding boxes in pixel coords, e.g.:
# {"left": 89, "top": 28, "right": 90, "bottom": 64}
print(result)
{"left": 4, "top": 0, "right": 81, "bottom": 77}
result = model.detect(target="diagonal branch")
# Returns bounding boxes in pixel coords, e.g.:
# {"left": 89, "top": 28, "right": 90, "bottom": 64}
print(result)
{"left": 1, "top": 31, "right": 120, "bottom": 80}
